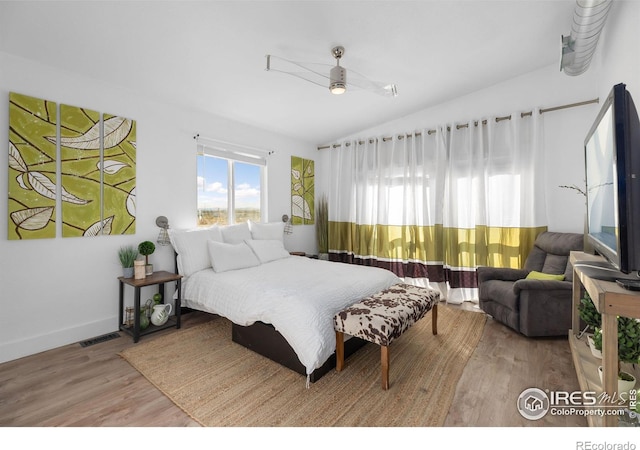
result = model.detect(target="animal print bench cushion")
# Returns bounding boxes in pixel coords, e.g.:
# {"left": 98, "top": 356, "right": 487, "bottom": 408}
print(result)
{"left": 333, "top": 283, "right": 440, "bottom": 347}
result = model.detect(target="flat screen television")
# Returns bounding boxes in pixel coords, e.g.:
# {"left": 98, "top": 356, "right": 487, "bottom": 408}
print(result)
{"left": 576, "top": 82, "right": 640, "bottom": 287}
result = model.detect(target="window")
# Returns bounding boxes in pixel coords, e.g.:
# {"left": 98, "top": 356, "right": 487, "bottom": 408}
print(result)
{"left": 197, "top": 144, "right": 266, "bottom": 226}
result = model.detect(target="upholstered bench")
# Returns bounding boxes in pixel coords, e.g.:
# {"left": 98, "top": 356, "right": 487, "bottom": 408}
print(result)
{"left": 333, "top": 283, "right": 440, "bottom": 390}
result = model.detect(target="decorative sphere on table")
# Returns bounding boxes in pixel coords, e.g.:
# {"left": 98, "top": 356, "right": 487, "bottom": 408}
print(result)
{"left": 139, "top": 311, "right": 150, "bottom": 330}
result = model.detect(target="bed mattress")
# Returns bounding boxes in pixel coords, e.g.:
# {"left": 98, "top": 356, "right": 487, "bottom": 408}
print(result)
{"left": 182, "top": 256, "right": 400, "bottom": 375}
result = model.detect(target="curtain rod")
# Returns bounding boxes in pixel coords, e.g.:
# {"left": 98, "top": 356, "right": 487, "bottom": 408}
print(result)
{"left": 316, "top": 98, "right": 599, "bottom": 150}
{"left": 194, "top": 133, "right": 275, "bottom": 155}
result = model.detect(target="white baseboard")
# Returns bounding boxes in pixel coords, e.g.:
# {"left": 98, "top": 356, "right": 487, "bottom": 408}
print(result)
{"left": 0, "top": 316, "right": 118, "bottom": 364}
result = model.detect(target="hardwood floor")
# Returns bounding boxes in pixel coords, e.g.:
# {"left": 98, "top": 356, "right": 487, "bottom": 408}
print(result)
{"left": 445, "top": 306, "right": 586, "bottom": 426}
{"left": 0, "top": 304, "right": 586, "bottom": 427}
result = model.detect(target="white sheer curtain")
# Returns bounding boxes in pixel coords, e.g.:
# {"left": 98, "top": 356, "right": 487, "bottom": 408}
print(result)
{"left": 329, "top": 111, "right": 547, "bottom": 304}
{"left": 442, "top": 112, "right": 547, "bottom": 303}
{"left": 333, "top": 133, "right": 447, "bottom": 229}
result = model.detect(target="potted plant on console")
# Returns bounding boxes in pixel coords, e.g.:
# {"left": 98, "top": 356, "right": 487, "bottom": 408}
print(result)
{"left": 118, "top": 245, "right": 138, "bottom": 278}
{"left": 593, "top": 315, "right": 640, "bottom": 400}
{"left": 578, "top": 292, "right": 602, "bottom": 358}
{"left": 138, "top": 240, "right": 156, "bottom": 276}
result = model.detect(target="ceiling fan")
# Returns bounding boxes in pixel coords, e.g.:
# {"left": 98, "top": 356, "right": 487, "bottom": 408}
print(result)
{"left": 265, "top": 46, "right": 398, "bottom": 98}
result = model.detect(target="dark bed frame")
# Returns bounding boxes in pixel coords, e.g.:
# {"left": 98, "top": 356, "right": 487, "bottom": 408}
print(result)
{"left": 175, "top": 252, "right": 368, "bottom": 383}
{"left": 231, "top": 321, "right": 367, "bottom": 382}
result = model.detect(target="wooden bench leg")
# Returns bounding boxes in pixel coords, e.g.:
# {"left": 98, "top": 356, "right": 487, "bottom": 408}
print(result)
{"left": 335, "top": 331, "right": 345, "bottom": 371}
{"left": 432, "top": 304, "right": 438, "bottom": 335}
{"left": 381, "top": 345, "right": 389, "bottom": 390}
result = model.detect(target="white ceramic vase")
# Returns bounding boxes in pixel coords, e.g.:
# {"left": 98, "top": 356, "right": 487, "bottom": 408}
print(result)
{"left": 598, "top": 366, "right": 637, "bottom": 401}
{"left": 150, "top": 303, "right": 172, "bottom": 326}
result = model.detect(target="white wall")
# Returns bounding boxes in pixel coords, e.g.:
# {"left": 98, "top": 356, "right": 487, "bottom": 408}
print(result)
{"left": 598, "top": 1, "right": 640, "bottom": 101}
{"left": 0, "top": 52, "right": 317, "bottom": 363}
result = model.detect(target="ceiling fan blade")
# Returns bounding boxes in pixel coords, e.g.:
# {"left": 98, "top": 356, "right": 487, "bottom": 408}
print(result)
{"left": 266, "top": 54, "right": 398, "bottom": 97}
{"left": 266, "top": 55, "right": 331, "bottom": 89}
{"left": 345, "top": 68, "right": 399, "bottom": 97}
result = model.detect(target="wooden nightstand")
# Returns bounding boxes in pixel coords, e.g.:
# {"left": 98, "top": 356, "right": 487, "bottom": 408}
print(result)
{"left": 118, "top": 270, "right": 183, "bottom": 343}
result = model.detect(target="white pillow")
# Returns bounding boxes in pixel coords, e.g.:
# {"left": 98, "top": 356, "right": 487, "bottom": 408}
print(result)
{"left": 169, "top": 226, "right": 224, "bottom": 277}
{"left": 248, "top": 220, "right": 285, "bottom": 241}
{"left": 220, "top": 222, "right": 252, "bottom": 244}
{"left": 245, "top": 239, "right": 291, "bottom": 264}
{"left": 207, "top": 240, "right": 261, "bottom": 273}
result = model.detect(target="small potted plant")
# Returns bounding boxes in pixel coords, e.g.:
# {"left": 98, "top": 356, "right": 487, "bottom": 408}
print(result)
{"left": 138, "top": 240, "right": 156, "bottom": 275}
{"left": 118, "top": 245, "right": 138, "bottom": 278}
{"left": 593, "top": 315, "right": 640, "bottom": 399}
{"left": 578, "top": 292, "right": 602, "bottom": 357}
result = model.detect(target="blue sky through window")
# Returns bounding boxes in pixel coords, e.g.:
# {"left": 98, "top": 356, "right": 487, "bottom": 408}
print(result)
{"left": 197, "top": 154, "right": 261, "bottom": 211}
{"left": 234, "top": 162, "right": 261, "bottom": 209}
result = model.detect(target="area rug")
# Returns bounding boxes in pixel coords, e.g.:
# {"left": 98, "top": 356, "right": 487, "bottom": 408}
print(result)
{"left": 119, "top": 305, "right": 486, "bottom": 427}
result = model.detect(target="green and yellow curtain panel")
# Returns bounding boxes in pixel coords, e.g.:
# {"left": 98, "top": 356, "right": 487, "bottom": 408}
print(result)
{"left": 328, "top": 112, "right": 547, "bottom": 302}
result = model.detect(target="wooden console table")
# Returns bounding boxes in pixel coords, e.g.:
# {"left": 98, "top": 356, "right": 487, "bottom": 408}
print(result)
{"left": 570, "top": 251, "right": 640, "bottom": 427}
{"left": 118, "top": 270, "right": 182, "bottom": 343}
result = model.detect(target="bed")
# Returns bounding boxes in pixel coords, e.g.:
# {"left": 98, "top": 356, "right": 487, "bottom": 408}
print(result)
{"left": 169, "top": 222, "right": 400, "bottom": 383}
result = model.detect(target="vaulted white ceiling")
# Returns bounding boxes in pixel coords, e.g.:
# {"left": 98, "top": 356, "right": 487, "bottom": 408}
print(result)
{"left": 0, "top": 0, "right": 577, "bottom": 144}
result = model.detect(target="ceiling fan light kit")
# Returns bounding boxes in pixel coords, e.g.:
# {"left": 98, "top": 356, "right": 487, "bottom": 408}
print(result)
{"left": 329, "top": 66, "right": 346, "bottom": 94}
{"left": 329, "top": 46, "right": 347, "bottom": 95}
{"left": 265, "top": 45, "right": 398, "bottom": 98}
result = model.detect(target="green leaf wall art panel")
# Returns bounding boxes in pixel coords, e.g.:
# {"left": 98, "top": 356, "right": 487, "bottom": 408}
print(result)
{"left": 9, "top": 94, "right": 137, "bottom": 239}
{"left": 8, "top": 92, "right": 57, "bottom": 240}
{"left": 102, "top": 114, "right": 136, "bottom": 235}
{"left": 59, "top": 104, "right": 101, "bottom": 237}
{"left": 291, "top": 156, "right": 314, "bottom": 225}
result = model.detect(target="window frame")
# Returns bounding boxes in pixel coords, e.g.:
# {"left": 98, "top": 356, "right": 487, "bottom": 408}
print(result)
{"left": 197, "top": 142, "right": 268, "bottom": 226}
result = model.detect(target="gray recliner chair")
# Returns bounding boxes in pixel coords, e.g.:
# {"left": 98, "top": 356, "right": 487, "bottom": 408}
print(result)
{"left": 477, "top": 231, "right": 584, "bottom": 337}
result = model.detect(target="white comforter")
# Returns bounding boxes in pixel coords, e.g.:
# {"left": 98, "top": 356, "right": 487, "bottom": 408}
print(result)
{"left": 182, "top": 256, "right": 400, "bottom": 375}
